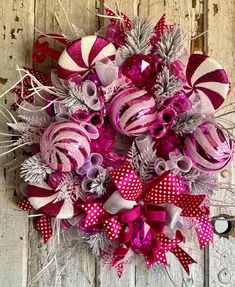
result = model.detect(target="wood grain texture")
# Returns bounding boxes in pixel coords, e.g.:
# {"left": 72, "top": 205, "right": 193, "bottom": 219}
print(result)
{"left": 0, "top": 1, "right": 234, "bottom": 287}
{"left": 0, "top": 1, "right": 34, "bottom": 287}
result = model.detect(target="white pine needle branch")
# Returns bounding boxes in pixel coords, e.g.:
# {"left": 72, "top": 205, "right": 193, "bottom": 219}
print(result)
{"left": 119, "top": 16, "right": 154, "bottom": 61}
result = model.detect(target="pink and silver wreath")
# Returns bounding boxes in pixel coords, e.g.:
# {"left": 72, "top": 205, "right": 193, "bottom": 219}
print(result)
{"left": 1, "top": 7, "right": 234, "bottom": 278}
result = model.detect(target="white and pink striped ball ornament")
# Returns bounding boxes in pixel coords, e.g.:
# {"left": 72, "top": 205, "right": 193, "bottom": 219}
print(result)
{"left": 57, "top": 35, "right": 116, "bottom": 78}
{"left": 40, "top": 121, "right": 98, "bottom": 172}
{"left": 184, "top": 54, "right": 230, "bottom": 115}
{"left": 27, "top": 181, "right": 80, "bottom": 219}
{"left": 109, "top": 87, "right": 157, "bottom": 136}
{"left": 183, "top": 122, "right": 234, "bottom": 172}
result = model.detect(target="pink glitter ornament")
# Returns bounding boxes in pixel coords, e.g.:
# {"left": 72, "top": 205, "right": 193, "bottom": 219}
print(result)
{"left": 57, "top": 35, "right": 116, "bottom": 78}
{"left": 40, "top": 121, "right": 98, "bottom": 172}
{"left": 184, "top": 122, "right": 234, "bottom": 172}
{"left": 122, "top": 54, "right": 156, "bottom": 87}
{"left": 109, "top": 87, "right": 157, "bottom": 136}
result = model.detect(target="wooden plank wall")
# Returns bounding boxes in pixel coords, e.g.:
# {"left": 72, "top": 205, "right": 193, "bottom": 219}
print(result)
{"left": 0, "top": 1, "right": 234, "bottom": 286}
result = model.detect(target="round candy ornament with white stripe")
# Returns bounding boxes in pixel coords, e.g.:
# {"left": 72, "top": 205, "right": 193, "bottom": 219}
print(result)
{"left": 57, "top": 35, "right": 116, "bottom": 78}
{"left": 108, "top": 87, "right": 157, "bottom": 136}
{"left": 183, "top": 122, "right": 234, "bottom": 172}
{"left": 184, "top": 54, "right": 230, "bottom": 115}
{"left": 27, "top": 181, "right": 80, "bottom": 219}
{"left": 40, "top": 121, "right": 99, "bottom": 172}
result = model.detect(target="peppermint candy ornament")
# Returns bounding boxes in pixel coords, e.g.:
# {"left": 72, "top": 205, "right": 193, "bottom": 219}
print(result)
{"left": 57, "top": 35, "right": 116, "bottom": 78}
{"left": 184, "top": 122, "right": 234, "bottom": 172}
{"left": 27, "top": 181, "right": 80, "bottom": 219}
{"left": 109, "top": 87, "right": 157, "bottom": 136}
{"left": 40, "top": 121, "right": 98, "bottom": 172}
{"left": 184, "top": 54, "right": 230, "bottom": 114}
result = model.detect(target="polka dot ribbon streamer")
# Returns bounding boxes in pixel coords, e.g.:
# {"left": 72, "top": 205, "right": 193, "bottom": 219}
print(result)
{"left": 17, "top": 197, "right": 34, "bottom": 211}
{"left": 109, "top": 162, "right": 143, "bottom": 200}
{"left": 35, "top": 215, "right": 53, "bottom": 243}
{"left": 145, "top": 171, "right": 213, "bottom": 249}
{"left": 145, "top": 171, "right": 206, "bottom": 217}
{"left": 104, "top": 8, "right": 132, "bottom": 30}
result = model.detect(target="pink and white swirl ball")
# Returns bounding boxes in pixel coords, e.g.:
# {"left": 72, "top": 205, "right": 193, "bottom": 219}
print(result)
{"left": 40, "top": 121, "right": 92, "bottom": 172}
{"left": 183, "top": 122, "right": 234, "bottom": 172}
{"left": 109, "top": 87, "right": 157, "bottom": 136}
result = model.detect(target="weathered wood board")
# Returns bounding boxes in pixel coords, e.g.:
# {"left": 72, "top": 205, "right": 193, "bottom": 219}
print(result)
{"left": 0, "top": 1, "right": 234, "bottom": 287}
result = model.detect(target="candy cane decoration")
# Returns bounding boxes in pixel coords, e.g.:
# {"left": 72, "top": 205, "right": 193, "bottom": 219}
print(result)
{"left": 184, "top": 54, "right": 230, "bottom": 114}
{"left": 27, "top": 181, "right": 80, "bottom": 219}
{"left": 57, "top": 35, "right": 116, "bottom": 78}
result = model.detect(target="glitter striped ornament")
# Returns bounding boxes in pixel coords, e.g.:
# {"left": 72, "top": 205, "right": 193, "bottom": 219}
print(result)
{"left": 183, "top": 122, "right": 234, "bottom": 172}
{"left": 109, "top": 87, "right": 157, "bottom": 136}
{"left": 184, "top": 54, "right": 230, "bottom": 114}
{"left": 57, "top": 35, "right": 116, "bottom": 78}
{"left": 40, "top": 121, "right": 96, "bottom": 172}
{"left": 27, "top": 181, "right": 80, "bottom": 219}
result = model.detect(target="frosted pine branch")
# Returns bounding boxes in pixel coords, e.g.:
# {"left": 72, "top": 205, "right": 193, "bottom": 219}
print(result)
{"left": 61, "top": 82, "right": 89, "bottom": 112}
{"left": 154, "top": 67, "right": 182, "bottom": 99}
{"left": 173, "top": 112, "right": 203, "bottom": 136}
{"left": 155, "top": 25, "right": 185, "bottom": 63}
{"left": 119, "top": 16, "right": 154, "bottom": 61}
{"left": 87, "top": 232, "right": 113, "bottom": 257}
{"left": 138, "top": 143, "right": 157, "bottom": 181}
{"left": 127, "top": 141, "right": 140, "bottom": 172}
{"left": 20, "top": 154, "right": 53, "bottom": 183}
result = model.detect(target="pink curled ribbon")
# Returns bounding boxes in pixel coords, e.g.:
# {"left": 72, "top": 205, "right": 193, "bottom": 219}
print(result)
{"left": 79, "top": 162, "right": 213, "bottom": 277}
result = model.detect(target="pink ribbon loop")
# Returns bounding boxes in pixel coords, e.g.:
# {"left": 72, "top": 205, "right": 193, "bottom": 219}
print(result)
{"left": 109, "top": 162, "right": 143, "bottom": 200}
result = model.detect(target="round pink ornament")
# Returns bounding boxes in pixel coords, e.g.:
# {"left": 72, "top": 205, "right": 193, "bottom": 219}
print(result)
{"left": 109, "top": 87, "right": 157, "bottom": 136}
{"left": 184, "top": 54, "right": 230, "bottom": 114}
{"left": 184, "top": 122, "right": 234, "bottom": 172}
{"left": 40, "top": 121, "right": 98, "bottom": 172}
{"left": 122, "top": 54, "right": 156, "bottom": 87}
{"left": 57, "top": 35, "right": 116, "bottom": 78}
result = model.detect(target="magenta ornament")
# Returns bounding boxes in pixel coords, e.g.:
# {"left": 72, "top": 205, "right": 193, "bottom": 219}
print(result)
{"left": 85, "top": 73, "right": 102, "bottom": 86}
{"left": 184, "top": 122, "right": 234, "bottom": 172}
{"left": 40, "top": 121, "right": 96, "bottom": 172}
{"left": 155, "top": 130, "right": 183, "bottom": 159}
{"left": 109, "top": 87, "right": 157, "bottom": 136}
{"left": 122, "top": 54, "right": 156, "bottom": 87}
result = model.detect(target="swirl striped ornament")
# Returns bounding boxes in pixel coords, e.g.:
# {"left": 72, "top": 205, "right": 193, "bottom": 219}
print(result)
{"left": 109, "top": 87, "right": 157, "bottom": 136}
{"left": 40, "top": 121, "right": 91, "bottom": 172}
{"left": 27, "top": 181, "right": 80, "bottom": 219}
{"left": 183, "top": 122, "right": 234, "bottom": 172}
{"left": 184, "top": 54, "right": 230, "bottom": 114}
{"left": 57, "top": 35, "right": 116, "bottom": 78}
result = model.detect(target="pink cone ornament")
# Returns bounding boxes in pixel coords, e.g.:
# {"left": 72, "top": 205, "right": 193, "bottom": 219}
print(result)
{"left": 122, "top": 54, "right": 156, "bottom": 87}
{"left": 184, "top": 54, "right": 230, "bottom": 114}
{"left": 27, "top": 181, "right": 80, "bottom": 219}
{"left": 57, "top": 36, "right": 116, "bottom": 78}
{"left": 40, "top": 121, "right": 99, "bottom": 172}
{"left": 109, "top": 87, "right": 157, "bottom": 136}
{"left": 184, "top": 122, "right": 234, "bottom": 172}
